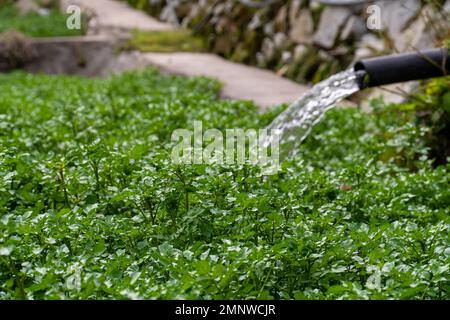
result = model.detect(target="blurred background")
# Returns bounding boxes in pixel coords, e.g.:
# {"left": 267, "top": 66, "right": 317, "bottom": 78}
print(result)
{"left": 1, "top": 1, "right": 449, "bottom": 79}
{"left": 0, "top": 0, "right": 449, "bottom": 108}
{"left": 123, "top": 0, "right": 449, "bottom": 82}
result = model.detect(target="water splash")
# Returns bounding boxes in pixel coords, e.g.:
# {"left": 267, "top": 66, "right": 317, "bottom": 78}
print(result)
{"left": 265, "top": 68, "right": 365, "bottom": 160}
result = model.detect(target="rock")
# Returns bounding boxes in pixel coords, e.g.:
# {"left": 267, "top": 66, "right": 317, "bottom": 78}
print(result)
{"left": 318, "top": 49, "right": 331, "bottom": 61}
{"left": 346, "top": 3, "right": 366, "bottom": 14}
{"left": 182, "top": 3, "right": 201, "bottom": 27}
{"left": 273, "top": 32, "right": 287, "bottom": 50}
{"left": 213, "top": 3, "right": 225, "bottom": 16}
{"left": 289, "top": 9, "right": 314, "bottom": 44}
{"left": 359, "top": 34, "right": 385, "bottom": 51}
{"left": 289, "top": 0, "right": 303, "bottom": 25}
{"left": 248, "top": 9, "right": 264, "bottom": 30}
{"left": 0, "top": 30, "right": 35, "bottom": 71}
{"left": 329, "top": 45, "right": 350, "bottom": 57}
{"left": 204, "top": 1, "right": 216, "bottom": 16}
{"left": 221, "top": 1, "right": 233, "bottom": 18}
{"left": 313, "top": 7, "right": 352, "bottom": 49}
{"left": 261, "top": 37, "right": 275, "bottom": 60}
{"left": 400, "top": 18, "right": 432, "bottom": 51}
{"left": 293, "top": 44, "right": 307, "bottom": 61}
{"left": 274, "top": 5, "right": 288, "bottom": 33}
{"left": 353, "top": 34, "right": 385, "bottom": 62}
{"left": 281, "top": 50, "right": 292, "bottom": 64}
{"left": 310, "top": 0, "right": 322, "bottom": 11}
{"left": 399, "top": 5, "right": 440, "bottom": 51}
{"left": 263, "top": 22, "right": 275, "bottom": 36}
{"left": 353, "top": 47, "right": 373, "bottom": 62}
{"left": 24, "top": 36, "right": 117, "bottom": 77}
{"left": 16, "top": 0, "right": 40, "bottom": 15}
{"left": 160, "top": 5, "right": 180, "bottom": 26}
{"left": 378, "top": 0, "right": 421, "bottom": 40}
{"left": 215, "top": 17, "right": 229, "bottom": 33}
{"left": 256, "top": 52, "right": 266, "bottom": 66}
{"left": 175, "top": 1, "right": 192, "bottom": 18}
{"left": 340, "top": 15, "right": 367, "bottom": 41}
{"left": 445, "top": 0, "right": 450, "bottom": 12}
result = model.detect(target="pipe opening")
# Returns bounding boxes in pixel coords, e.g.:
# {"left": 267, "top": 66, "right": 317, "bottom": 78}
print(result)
{"left": 353, "top": 48, "right": 450, "bottom": 89}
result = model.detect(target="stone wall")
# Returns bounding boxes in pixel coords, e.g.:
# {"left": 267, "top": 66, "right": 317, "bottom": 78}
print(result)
{"left": 124, "top": 0, "right": 450, "bottom": 83}
{"left": 0, "top": 32, "right": 121, "bottom": 76}
{"left": 24, "top": 36, "right": 117, "bottom": 76}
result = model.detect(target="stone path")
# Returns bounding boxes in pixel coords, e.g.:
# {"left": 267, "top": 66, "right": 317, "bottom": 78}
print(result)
{"left": 62, "top": 0, "right": 316, "bottom": 110}
{"left": 143, "top": 53, "right": 309, "bottom": 110}
{"left": 62, "top": 0, "right": 172, "bottom": 33}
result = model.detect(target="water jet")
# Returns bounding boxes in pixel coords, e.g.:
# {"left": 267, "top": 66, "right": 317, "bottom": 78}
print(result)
{"left": 266, "top": 48, "right": 450, "bottom": 159}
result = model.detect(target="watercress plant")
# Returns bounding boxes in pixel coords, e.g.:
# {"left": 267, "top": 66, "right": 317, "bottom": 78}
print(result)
{"left": 0, "top": 70, "right": 448, "bottom": 300}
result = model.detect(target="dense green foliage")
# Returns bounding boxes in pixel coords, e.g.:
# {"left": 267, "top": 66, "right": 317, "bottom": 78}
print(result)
{"left": 411, "top": 77, "right": 450, "bottom": 166}
{"left": 0, "top": 70, "right": 449, "bottom": 299}
{"left": 0, "top": 3, "right": 85, "bottom": 37}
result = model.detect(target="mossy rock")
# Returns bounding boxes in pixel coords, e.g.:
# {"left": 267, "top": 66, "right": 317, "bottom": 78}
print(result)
{"left": 291, "top": 47, "right": 321, "bottom": 83}
{"left": 230, "top": 43, "right": 250, "bottom": 62}
{"left": 0, "top": 30, "right": 34, "bottom": 71}
{"left": 312, "top": 59, "right": 340, "bottom": 83}
{"left": 125, "top": 29, "right": 205, "bottom": 53}
{"left": 232, "top": 30, "right": 264, "bottom": 64}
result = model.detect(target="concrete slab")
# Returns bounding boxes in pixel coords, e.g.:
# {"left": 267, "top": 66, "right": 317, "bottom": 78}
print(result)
{"left": 142, "top": 52, "right": 309, "bottom": 110}
{"left": 23, "top": 36, "right": 116, "bottom": 76}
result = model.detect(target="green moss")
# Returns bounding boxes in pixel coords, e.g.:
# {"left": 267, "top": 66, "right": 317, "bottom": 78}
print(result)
{"left": 312, "top": 60, "right": 340, "bottom": 84}
{"left": 230, "top": 43, "right": 250, "bottom": 62}
{"left": 125, "top": 29, "right": 205, "bottom": 53}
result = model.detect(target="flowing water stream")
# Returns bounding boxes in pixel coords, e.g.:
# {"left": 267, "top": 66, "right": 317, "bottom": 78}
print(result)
{"left": 265, "top": 68, "right": 366, "bottom": 160}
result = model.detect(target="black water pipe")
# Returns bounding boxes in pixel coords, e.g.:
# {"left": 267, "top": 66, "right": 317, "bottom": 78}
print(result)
{"left": 354, "top": 48, "right": 450, "bottom": 89}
